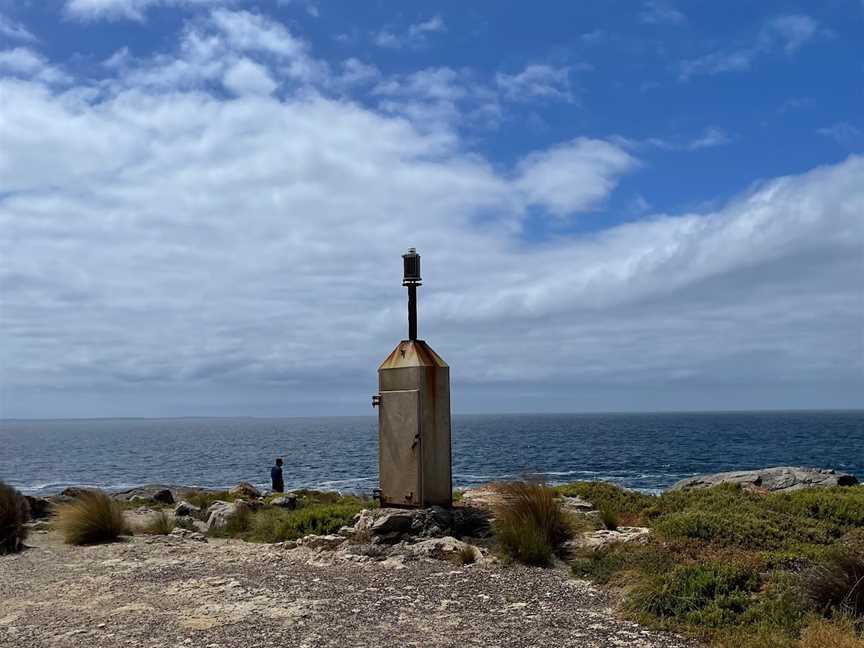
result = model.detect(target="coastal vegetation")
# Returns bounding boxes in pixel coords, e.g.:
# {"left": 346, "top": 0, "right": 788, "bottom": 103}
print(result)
{"left": 57, "top": 490, "right": 129, "bottom": 545}
{"left": 0, "top": 481, "right": 30, "bottom": 554}
{"left": 207, "top": 492, "right": 371, "bottom": 543}
{"left": 492, "top": 480, "right": 571, "bottom": 566}
{"left": 562, "top": 481, "right": 864, "bottom": 647}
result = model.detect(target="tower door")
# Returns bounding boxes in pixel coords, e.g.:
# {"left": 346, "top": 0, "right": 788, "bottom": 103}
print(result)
{"left": 378, "top": 389, "right": 421, "bottom": 507}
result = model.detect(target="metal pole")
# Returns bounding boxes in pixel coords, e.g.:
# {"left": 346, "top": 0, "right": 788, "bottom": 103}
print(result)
{"left": 408, "top": 284, "right": 417, "bottom": 340}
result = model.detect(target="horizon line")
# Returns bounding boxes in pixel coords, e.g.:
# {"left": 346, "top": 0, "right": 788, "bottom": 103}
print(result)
{"left": 2, "top": 407, "right": 863, "bottom": 423}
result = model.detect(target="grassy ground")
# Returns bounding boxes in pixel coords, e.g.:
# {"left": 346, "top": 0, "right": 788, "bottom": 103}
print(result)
{"left": 558, "top": 481, "right": 864, "bottom": 647}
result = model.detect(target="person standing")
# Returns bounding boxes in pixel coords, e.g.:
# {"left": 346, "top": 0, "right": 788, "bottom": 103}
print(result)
{"left": 270, "top": 458, "right": 284, "bottom": 493}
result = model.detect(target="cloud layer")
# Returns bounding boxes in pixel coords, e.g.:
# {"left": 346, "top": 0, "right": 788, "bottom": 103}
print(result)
{"left": 1, "top": 9, "right": 862, "bottom": 417}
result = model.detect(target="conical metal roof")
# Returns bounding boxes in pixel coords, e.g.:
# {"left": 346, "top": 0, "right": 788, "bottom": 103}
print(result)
{"left": 378, "top": 339, "right": 448, "bottom": 370}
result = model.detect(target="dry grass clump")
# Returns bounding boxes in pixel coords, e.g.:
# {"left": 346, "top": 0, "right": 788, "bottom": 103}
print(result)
{"left": 492, "top": 480, "right": 570, "bottom": 566}
{"left": 803, "top": 546, "right": 864, "bottom": 618}
{"left": 454, "top": 544, "right": 477, "bottom": 566}
{"left": 799, "top": 617, "right": 864, "bottom": 648}
{"left": 57, "top": 490, "right": 129, "bottom": 545}
{"left": 138, "top": 511, "right": 175, "bottom": 535}
{"left": 0, "top": 481, "right": 30, "bottom": 554}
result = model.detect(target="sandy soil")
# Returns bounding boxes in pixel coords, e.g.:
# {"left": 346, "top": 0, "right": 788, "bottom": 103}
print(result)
{"left": 0, "top": 530, "right": 699, "bottom": 648}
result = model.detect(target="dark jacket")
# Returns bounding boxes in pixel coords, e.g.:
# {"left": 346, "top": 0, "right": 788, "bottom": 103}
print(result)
{"left": 270, "top": 465, "right": 284, "bottom": 492}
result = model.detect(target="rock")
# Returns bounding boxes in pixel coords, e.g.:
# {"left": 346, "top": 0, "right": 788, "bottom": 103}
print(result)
{"left": 352, "top": 509, "right": 376, "bottom": 533}
{"left": 406, "top": 536, "right": 481, "bottom": 562}
{"left": 298, "top": 534, "right": 345, "bottom": 551}
{"left": 270, "top": 495, "right": 297, "bottom": 510}
{"left": 561, "top": 496, "right": 594, "bottom": 513}
{"left": 174, "top": 500, "right": 201, "bottom": 517}
{"left": 169, "top": 527, "right": 207, "bottom": 542}
{"left": 671, "top": 467, "right": 859, "bottom": 493}
{"left": 60, "top": 487, "right": 95, "bottom": 499}
{"left": 25, "top": 496, "right": 52, "bottom": 519}
{"left": 370, "top": 509, "right": 416, "bottom": 534}
{"left": 229, "top": 482, "right": 261, "bottom": 499}
{"left": 451, "top": 506, "right": 492, "bottom": 538}
{"left": 24, "top": 520, "right": 52, "bottom": 532}
{"left": 152, "top": 489, "right": 174, "bottom": 504}
{"left": 563, "top": 527, "right": 652, "bottom": 555}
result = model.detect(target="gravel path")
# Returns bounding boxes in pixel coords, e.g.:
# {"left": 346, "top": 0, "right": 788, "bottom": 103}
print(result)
{"left": 0, "top": 531, "right": 699, "bottom": 648}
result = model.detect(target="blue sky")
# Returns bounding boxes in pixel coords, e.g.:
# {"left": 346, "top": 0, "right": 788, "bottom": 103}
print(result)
{"left": 0, "top": 1, "right": 862, "bottom": 417}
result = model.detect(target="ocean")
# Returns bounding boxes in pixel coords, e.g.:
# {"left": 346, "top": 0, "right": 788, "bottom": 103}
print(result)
{"left": 1, "top": 411, "right": 862, "bottom": 496}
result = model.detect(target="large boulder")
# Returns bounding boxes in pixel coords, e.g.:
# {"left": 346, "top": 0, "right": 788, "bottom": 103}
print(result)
{"left": 671, "top": 467, "right": 859, "bottom": 493}
{"left": 370, "top": 509, "right": 416, "bottom": 534}
{"left": 229, "top": 482, "right": 261, "bottom": 499}
{"left": 206, "top": 500, "right": 248, "bottom": 531}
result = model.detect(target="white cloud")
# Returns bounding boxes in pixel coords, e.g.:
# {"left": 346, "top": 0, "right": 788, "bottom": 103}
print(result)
{"left": 640, "top": 1, "right": 685, "bottom": 25}
{"left": 0, "top": 13, "right": 37, "bottom": 41}
{"left": 687, "top": 126, "right": 731, "bottom": 150}
{"left": 0, "top": 47, "right": 70, "bottom": 84}
{"left": 767, "top": 14, "right": 819, "bottom": 53}
{"left": 373, "top": 15, "right": 446, "bottom": 49}
{"left": 222, "top": 57, "right": 277, "bottom": 95}
{"left": 817, "top": 122, "right": 863, "bottom": 148}
{"left": 679, "top": 14, "right": 821, "bottom": 81}
{"left": 515, "top": 138, "right": 639, "bottom": 215}
{"left": 65, "top": 0, "right": 228, "bottom": 21}
{"left": 496, "top": 65, "right": 573, "bottom": 103}
{"left": 1, "top": 13, "right": 861, "bottom": 416}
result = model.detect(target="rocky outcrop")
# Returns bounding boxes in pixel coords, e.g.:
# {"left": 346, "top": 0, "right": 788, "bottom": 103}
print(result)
{"left": 563, "top": 527, "right": 652, "bottom": 556}
{"left": 349, "top": 506, "right": 490, "bottom": 544}
{"left": 671, "top": 467, "right": 859, "bottom": 493}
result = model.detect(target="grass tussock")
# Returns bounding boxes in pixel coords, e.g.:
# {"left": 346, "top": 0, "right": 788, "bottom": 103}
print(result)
{"left": 560, "top": 480, "right": 864, "bottom": 647}
{"left": 138, "top": 511, "right": 175, "bottom": 535}
{"left": 799, "top": 617, "right": 864, "bottom": 648}
{"left": 492, "top": 481, "right": 570, "bottom": 566}
{"left": 57, "top": 490, "right": 129, "bottom": 545}
{"left": 0, "top": 481, "right": 30, "bottom": 554}
{"left": 453, "top": 544, "right": 477, "bottom": 566}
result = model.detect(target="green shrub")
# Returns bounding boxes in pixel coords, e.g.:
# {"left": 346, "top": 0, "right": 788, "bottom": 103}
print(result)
{"left": 0, "top": 482, "right": 30, "bottom": 554}
{"left": 493, "top": 481, "right": 570, "bottom": 566}
{"left": 556, "top": 481, "right": 655, "bottom": 524}
{"left": 599, "top": 507, "right": 619, "bottom": 531}
{"left": 138, "top": 511, "right": 175, "bottom": 535}
{"left": 628, "top": 560, "right": 761, "bottom": 627}
{"left": 57, "top": 490, "right": 129, "bottom": 545}
{"left": 185, "top": 490, "right": 237, "bottom": 511}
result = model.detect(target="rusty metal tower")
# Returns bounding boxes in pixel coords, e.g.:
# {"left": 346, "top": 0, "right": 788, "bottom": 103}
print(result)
{"left": 372, "top": 248, "right": 452, "bottom": 508}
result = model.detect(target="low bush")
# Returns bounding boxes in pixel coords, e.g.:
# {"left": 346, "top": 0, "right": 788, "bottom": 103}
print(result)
{"left": 229, "top": 499, "right": 367, "bottom": 543}
{"left": 57, "top": 490, "right": 129, "bottom": 545}
{"left": 0, "top": 482, "right": 30, "bottom": 554}
{"left": 138, "top": 511, "right": 175, "bottom": 535}
{"left": 599, "top": 507, "right": 619, "bottom": 531}
{"left": 493, "top": 480, "right": 570, "bottom": 566}
{"left": 628, "top": 560, "right": 761, "bottom": 628}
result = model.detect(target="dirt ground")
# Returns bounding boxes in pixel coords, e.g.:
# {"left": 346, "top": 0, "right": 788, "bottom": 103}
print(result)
{"left": 0, "top": 530, "right": 699, "bottom": 648}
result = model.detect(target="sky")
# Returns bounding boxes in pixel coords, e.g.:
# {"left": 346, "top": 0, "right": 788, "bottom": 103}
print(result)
{"left": 0, "top": 0, "right": 862, "bottom": 418}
